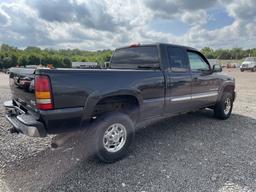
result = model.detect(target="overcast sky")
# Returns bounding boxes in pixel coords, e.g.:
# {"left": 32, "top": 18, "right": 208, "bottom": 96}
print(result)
{"left": 0, "top": 0, "right": 255, "bottom": 50}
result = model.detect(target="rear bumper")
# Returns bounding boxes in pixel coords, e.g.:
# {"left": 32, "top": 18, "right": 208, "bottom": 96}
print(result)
{"left": 4, "top": 100, "right": 47, "bottom": 137}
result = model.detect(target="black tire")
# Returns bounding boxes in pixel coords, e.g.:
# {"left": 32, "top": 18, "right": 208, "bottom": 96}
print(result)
{"left": 90, "top": 112, "right": 135, "bottom": 163}
{"left": 240, "top": 69, "right": 244, "bottom": 72}
{"left": 251, "top": 67, "right": 256, "bottom": 72}
{"left": 214, "top": 92, "right": 233, "bottom": 120}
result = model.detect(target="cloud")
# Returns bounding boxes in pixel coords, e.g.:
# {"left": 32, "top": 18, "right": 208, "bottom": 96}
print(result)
{"left": 221, "top": 0, "right": 256, "bottom": 21}
{"left": 0, "top": 2, "right": 57, "bottom": 47}
{"left": 0, "top": 0, "right": 255, "bottom": 50}
{"left": 27, "top": 0, "right": 121, "bottom": 32}
{"left": 28, "top": 0, "right": 75, "bottom": 23}
{"left": 181, "top": 10, "right": 208, "bottom": 25}
{"left": 0, "top": 10, "right": 8, "bottom": 25}
{"left": 145, "top": 0, "right": 217, "bottom": 13}
{"left": 144, "top": 0, "right": 218, "bottom": 25}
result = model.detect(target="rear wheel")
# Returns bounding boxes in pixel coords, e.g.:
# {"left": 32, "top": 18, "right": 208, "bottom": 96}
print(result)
{"left": 90, "top": 112, "right": 135, "bottom": 163}
{"left": 240, "top": 69, "right": 244, "bottom": 72}
{"left": 251, "top": 67, "right": 256, "bottom": 72}
{"left": 214, "top": 92, "right": 233, "bottom": 120}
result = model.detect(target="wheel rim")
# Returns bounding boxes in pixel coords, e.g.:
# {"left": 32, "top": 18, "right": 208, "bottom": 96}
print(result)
{"left": 224, "top": 97, "right": 232, "bottom": 115}
{"left": 103, "top": 123, "right": 127, "bottom": 153}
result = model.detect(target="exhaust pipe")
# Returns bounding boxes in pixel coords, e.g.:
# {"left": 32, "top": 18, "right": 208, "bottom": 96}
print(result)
{"left": 9, "top": 127, "right": 19, "bottom": 134}
{"left": 51, "top": 132, "right": 79, "bottom": 148}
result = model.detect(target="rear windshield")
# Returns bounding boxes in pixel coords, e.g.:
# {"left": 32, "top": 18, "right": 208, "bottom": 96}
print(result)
{"left": 110, "top": 46, "right": 160, "bottom": 69}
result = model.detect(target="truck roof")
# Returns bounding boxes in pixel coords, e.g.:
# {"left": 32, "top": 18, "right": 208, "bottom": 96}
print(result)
{"left": 116, "top": 43, "right": 198, "bottom": 52}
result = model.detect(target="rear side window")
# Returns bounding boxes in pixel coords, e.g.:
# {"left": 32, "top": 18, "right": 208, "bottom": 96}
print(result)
{"left": 110, "top": 46, "right": 159, "bottom": 69}
{"left": 167, "top": 47, "right": 189, "bottom": 72}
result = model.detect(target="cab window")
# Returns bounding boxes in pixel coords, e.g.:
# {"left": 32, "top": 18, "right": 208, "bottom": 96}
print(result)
{"left": 111, "top": 46, "right": 159, "bottom": 70}
{"left": 167, "top": 47, "right": 189, "bottom": 72}
{"left": 188, "top": 51, "right": 210, "bottom": 72}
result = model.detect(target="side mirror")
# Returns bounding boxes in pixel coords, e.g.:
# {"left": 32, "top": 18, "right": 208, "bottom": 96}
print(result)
{"left": 212, "top": 64, "right": 222, "bottom": 73}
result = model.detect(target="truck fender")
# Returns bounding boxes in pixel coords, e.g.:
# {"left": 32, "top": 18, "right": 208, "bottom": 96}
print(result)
{"left": 217, "top": 81, "right": 235, "bottom": 102}
{"left": 81, "top": 89, "right": 143, "bottom": 121}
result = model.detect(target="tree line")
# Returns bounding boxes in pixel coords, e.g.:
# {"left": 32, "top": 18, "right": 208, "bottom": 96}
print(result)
{"left": 0, "top": 44, "right": 112, "bottom": 69}
{"left": 1, "top": 44, "right": 256, "bottom": 69}
{"left": 201, "top": 47, "right": 256, "bottom": 60}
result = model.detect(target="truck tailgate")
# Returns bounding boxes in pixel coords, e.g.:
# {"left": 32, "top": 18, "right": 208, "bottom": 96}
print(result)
{"left": 9, "top": 68, "right": 38, "bottom": 114}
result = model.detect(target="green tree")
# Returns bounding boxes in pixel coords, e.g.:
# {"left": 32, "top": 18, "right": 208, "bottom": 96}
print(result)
{"left": 18, "top": 55, "right": 27, "bottom": 66}
{"left": 0, "top": 43, "right": 113, "bottom": 68}
{"left": 24, "top": 46, "right": 41, "bottom": 53}
{"left": 27, "top": 54, "right": 40, "bottom": 65}
{"left": 230, "top": 48, "right": 243, "bottom": 60}
{"left": 201, "top": 47, "right": 215, "bottom": 59}
{"left": 0, "top": 54, "right": 3, "bottom": 69}
{"left": 62, "top": 57, "right": 72, "bottom": 68}
{"left": 1, "top": 44, "right": 18, "bottom": 52}
{"left": 251, "top": 49, "right": 256, "bottom": 57}
{"left": 2, "top": 57, "right": 13, "bottom": 68}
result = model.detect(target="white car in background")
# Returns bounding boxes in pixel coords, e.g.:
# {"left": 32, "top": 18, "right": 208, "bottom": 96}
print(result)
{"left": 240, "top": 57, "right": 256, "bottom": 72}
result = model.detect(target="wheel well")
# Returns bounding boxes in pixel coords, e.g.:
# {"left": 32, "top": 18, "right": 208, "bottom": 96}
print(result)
{"left": 223, "top": 85, "right": 234, "bottom": 93}
{"left": 93, "top": 95, "right": 140, "bottom": 121}
{"left": 223, "top": 85, "right": 235, "bottom": 100}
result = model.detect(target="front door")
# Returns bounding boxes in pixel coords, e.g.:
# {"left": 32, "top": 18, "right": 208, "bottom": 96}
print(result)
{"left": 165, "top": 46, "right": 192, "bottom": 114}
{"left": 187, "top": 51, "right": 220, "bottom": 108}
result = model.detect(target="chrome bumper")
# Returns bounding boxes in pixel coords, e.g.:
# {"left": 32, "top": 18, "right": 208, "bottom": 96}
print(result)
{"left": 4, "top": 100, "right": 47, "bottom": 137}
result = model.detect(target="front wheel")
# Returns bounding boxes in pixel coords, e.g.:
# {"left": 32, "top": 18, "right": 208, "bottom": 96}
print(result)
{"left": 240, "top": 69, "right": 244, "bottom": 72}
{"left": 90, "top": 112, "right": 135, "bottom": 163}
{"left": 214, "top": 92, "right": 233, "bottom": 120}
{"left": 251, "top": 67, "right": 256, "bottom": 72}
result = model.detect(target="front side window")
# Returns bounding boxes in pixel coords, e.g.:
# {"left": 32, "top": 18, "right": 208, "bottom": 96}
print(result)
{"left": 167, "top": 47, "right": 189, "bottom": 72}
{"left": 110, "top": 46, "right": 159, "bottom": 69}
{"left": 188, "top": 51, "right": 210, "bottom": 72}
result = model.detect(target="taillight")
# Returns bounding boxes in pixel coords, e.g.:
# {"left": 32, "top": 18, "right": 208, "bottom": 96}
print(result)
{"left": 35, "top": 75, "right": 53, "bottom": 110}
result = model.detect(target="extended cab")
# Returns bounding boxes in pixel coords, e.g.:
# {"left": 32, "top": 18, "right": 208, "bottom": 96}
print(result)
{"left": 4, "top": 43, "right": 236, "bottom": 162}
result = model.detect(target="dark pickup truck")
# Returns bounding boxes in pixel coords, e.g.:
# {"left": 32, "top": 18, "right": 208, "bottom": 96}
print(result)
{"left": 4, "top": 43, "right": 236, "bottom": 162}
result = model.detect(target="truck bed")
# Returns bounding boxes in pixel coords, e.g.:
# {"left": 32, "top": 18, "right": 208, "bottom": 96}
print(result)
{"left": 8, "top": 67, "right": 165, "bottom": 134}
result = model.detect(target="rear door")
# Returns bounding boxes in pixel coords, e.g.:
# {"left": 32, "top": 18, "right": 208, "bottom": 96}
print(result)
{"left": 188, "top": 50, "right": 219, "bottom": 108}
{"left": 165, "top": 46, "right": 192, "bottom": 114}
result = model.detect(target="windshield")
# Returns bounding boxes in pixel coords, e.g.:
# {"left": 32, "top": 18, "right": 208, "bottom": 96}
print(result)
{"left": 245, "top": 57, "right": 255, "bottom": 61}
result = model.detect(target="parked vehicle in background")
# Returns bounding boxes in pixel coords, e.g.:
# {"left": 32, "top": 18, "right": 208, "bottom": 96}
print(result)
{"left": 240, "top": 57, "right": 256, "bottom": 72}
{"left": 4, "top": 43, "right": 236, "bottom": 163}
{"left": 72, "top": 62, "right": 98, "bottom": 68}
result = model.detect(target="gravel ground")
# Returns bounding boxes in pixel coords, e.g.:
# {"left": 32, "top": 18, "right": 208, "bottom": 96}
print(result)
{"left": 0, "top": 69, "right": 256, "bottom": 192}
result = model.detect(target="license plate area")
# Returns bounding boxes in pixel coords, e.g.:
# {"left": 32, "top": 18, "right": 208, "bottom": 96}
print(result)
{"left": 5, "top": 100, "right": 26, "bottom": 116}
